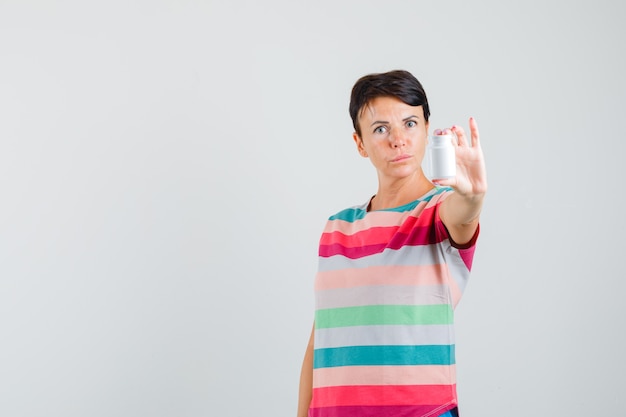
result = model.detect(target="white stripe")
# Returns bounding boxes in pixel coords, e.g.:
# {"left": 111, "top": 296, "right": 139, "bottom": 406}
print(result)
{"left": 443, "top": 244, "right": 471, "bottom": 294}
{"left": 315, "top": 284, "right": 451, "bottom": 309}
{"left": 314, "top": 324, "right": 455, "bottom": 349}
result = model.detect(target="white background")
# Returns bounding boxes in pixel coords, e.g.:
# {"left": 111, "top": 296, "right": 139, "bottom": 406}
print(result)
{"left": 1, "top": 1, "right": 625, "bottom": 416}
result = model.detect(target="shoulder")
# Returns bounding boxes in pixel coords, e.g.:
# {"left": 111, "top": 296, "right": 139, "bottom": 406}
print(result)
{"left": 419, "top": 186, "right": 454, "bottom": 212}
{"left": 327, "top": 200, "right": 370, "bottom": 222}
{"left": 429, "top": 186, "right": 454, "bottom": 203}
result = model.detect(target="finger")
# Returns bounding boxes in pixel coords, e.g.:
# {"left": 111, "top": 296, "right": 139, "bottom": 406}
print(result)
{"left": 469, "top": 117, "right": 480, "bottom": 148}
{"left": 451, "top": 125, "right": 468, "bottom": 147}
{"left": 432, "top": 177, "right": 455, "bottom": 187}
{"left": 434, "top": 128, "right": 452, "bottom": 136}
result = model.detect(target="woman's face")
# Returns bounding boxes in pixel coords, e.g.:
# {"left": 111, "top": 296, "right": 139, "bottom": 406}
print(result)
{"left": 353, "top": 96, "right": 429, "bottom": 182}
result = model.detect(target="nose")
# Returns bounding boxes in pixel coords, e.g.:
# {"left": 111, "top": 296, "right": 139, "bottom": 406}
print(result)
{"left": 389, "top": 129, "right": 406, "bottom": 148}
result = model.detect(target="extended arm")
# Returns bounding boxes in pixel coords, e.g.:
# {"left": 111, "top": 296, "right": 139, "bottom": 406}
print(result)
{"left": 434, "top": 117, "right": 487, "bottom": 245}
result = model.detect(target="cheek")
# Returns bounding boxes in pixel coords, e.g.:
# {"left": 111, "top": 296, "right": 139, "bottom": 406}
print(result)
{"left": 413, "top": 135, "right": 428, "bottom": 159}
{"left": 414, "top": 133, "right": 428, "bottom": 149}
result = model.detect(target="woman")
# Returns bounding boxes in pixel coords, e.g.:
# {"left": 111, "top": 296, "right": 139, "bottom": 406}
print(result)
{"left": 297, "top": 69, "right": 487, "bottom": 417}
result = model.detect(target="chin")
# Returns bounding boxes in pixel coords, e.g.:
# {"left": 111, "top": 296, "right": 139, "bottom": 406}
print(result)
{"left": 391, "top": 167, "right": 420, "bottom": 178}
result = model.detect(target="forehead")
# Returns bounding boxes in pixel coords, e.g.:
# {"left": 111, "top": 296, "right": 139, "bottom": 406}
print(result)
{"left": 359, "top": 96, "right": 424, "bottom": 121}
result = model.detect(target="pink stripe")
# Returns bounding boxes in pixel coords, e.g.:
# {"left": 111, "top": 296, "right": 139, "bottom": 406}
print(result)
{"left": 460, "top": 247, "right": 475, "bottom": 270}
{"left": 319, "top": 226, "right": 400, "bottom": 248}
{"left": 315, "top": 264, "right": 451, "bottom": 290}
{"left": 324, "top": 209, "right": 418, "bottom": 233}
{"left": 310, "top": 384, "right": 456, "bottom": 407}
{"left": 312, "top": 365, "right": 456, "bottom": 388}
{"left": 321, "top": 207, "right": 438, "bottom": 247}
{"left": 324, "top": 204, "right": 437, "bottom": 235}
{"left": 323, "top": 196, "right": 447, "bottom": 235}
{"left": 309, "top": 404, "right": 457, "bottom": 417}
{"left": 319, "top": 224, "right": 444, "bottom": 258}
{"left": 319, "top": 242, "right": 387, "bottom": 259}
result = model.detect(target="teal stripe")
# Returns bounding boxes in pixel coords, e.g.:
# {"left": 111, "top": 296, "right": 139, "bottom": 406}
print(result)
{"left": 315, "top": 304, "right": 453, "bottom": 329}
{"left": 328, "top": 206, "right": 368, "bottom": 222}
{"left": 328, "top": 187, "right": 450, "bottom": 221}
{"left": 313, "top": 344, "right": 455, "bottom": 368}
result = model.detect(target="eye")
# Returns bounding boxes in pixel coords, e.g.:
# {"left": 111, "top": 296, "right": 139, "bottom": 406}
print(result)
{"left": 406, "top": 120, "right": 417, "bottom": 128}
{"left": 373, "top": 125, "right": 388, "bottom": 134}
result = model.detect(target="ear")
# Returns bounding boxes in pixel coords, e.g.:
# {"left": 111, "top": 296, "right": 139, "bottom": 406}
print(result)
{"left": 353, "top": 132, "right": 368, "bottom": 157}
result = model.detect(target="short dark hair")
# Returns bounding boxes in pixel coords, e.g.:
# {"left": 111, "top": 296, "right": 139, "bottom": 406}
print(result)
{"left": 349, "top": 69, "right": 430, "bottom": 137}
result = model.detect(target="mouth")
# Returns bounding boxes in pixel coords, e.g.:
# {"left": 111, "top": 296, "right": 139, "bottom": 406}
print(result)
{"left": 391, "top": 154, "right": 412, "bottom": 163}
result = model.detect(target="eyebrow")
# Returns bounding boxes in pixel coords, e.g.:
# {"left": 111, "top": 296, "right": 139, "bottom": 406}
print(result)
{"left": 370, "top": 115, "right": 420, "bottom": 126}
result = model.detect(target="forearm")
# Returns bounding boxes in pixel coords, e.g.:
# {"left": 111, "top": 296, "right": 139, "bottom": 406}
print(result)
{"left": 440, "top": 191, "right": 485, "bottom": 245}
{"left": 297, "top": 325, "right": 315, "bottom": 417}
{"left": 444, "top": 191, "right": 484, "bottom": 224}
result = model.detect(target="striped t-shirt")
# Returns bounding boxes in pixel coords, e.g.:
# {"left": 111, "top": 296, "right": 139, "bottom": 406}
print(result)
{"left": 310, "top": 187, "right": 478, "bottom": 417}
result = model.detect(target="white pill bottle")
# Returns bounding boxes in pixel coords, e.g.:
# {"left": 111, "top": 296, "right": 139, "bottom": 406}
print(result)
{"left": 427, "top": 133, "right": 456, "bottom": 179}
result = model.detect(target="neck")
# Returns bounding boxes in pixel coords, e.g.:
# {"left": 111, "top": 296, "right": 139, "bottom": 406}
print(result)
{"left": 369, "top": 174, "right": 434, "bottom": 211}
